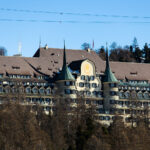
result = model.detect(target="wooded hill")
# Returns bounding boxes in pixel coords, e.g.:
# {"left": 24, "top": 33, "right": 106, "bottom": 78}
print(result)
{"left": 0, "top": 101, "right": 150, "bottom": 150}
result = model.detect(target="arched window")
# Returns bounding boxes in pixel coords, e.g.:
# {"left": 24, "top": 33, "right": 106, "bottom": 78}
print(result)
{"left": 124, "top": 91, "right": 130, "bottom": 99}
{"left": 137, "top": 92, "right": 143, "bottom": 99}
{"left": 144, "top": 92, "right": 149, "bottom": 99}
{"left": 26, "top": 87, "right": 31, "bottom": 93}
{"left": 39, "top": 88, "right": 45, "bottom": 94}
{"left": 46, "top": 88, "right": 51, "bottom": 95}
{"left": 119, "top": 92, "right": 124, "bottom": 99}
{"left": 32, "top": 87, "right": 38, "bottom": 94}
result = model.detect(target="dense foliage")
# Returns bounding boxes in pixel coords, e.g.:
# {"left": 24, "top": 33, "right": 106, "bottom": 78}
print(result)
{"left": 0, "top": 102, "right": 150, "bottom": 150}
{"left": 83, "top": 38, "right": 150, "bottom": 63}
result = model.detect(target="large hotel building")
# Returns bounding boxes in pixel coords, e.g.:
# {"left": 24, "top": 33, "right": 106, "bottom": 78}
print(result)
{"left": 0, "top": 44, "right": 150, "bottom": 125}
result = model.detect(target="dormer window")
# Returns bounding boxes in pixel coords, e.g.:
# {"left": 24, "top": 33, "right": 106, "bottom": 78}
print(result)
{"left": 12, "top": 66, "right": 20, "bottom": 70}
{"left": 130, "top": 72, "right": 137, "bottom": 76}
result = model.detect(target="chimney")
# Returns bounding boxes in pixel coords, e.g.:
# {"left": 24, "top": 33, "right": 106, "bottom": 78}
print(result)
{"left": 87, "top": 48, "right": 91, "bottom": 53}
{"left": 45, "top": 44, "right": 48, "bottom": 50}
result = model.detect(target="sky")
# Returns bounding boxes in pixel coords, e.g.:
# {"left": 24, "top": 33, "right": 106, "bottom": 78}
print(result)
{"left": 0, "top": 0, "right": 150, "bottom": 57}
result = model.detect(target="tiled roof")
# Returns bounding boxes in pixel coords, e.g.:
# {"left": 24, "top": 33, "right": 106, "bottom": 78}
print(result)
{"left": 0, "top": 47, "right": 149, "bottom": 82}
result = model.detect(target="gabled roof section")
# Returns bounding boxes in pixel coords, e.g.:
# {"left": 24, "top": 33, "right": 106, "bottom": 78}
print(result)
{"left": 56, "top": 43, "right": 75, "bottom": 81}
{"left": 103, "top": 46, "right": 118, "bottom": 83}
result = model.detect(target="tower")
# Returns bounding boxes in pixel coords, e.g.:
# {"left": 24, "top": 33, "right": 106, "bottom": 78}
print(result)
{"left": 55, "top": 42, "right": 76, "bottom": 99}
{"left": 103, "top": 45, "right": 119, "bottom": 113}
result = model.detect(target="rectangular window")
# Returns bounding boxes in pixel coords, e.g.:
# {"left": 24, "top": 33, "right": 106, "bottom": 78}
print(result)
{"left": 92, "top": 83, "right": 97, "bottom": 88}
{"left": 86, "top": 76, "right": 90, "bottom": 81}
{"left": 109, "top": 83, "right": 117, "bottom": 87}
{"left": 79, "top": 82, "right": 84, "bottom": 87}
{"left": 65, "top": 81, "right": 70, "bottom": 86}
{"left": 0, "top": 74, "right": 3, "bottom": 78}
{"left": 26, "top": 87, "right": 31, "bottom": 93}
{"left": 85, "top": 83, "right": 90, "bottom": 88}
{"left": 110, "top": 91, "right": 117, "bottom": 96}
{"left": 81, "top": 75, "right": 85, "bottom": 80}
{"left": 0, "top": 87, "right": 3, "bottom": 93}
{"left": 90, "top": 76, "right": 95, "bottom": 81}
{"left": 110, "top": 99, "right": 115, "bottom": 104}
{"left": 65, "top": 89, "right": 71, "bottom": 94}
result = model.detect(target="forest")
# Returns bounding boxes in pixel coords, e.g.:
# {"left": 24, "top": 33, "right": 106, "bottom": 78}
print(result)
{"left": 0, "top": 100, "right": 150, "bottom": 150}
{"left": 82, "top": 37, "right": 150, "bottom": 63}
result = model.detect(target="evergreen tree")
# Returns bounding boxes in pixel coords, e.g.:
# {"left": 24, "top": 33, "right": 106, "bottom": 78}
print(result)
{"left": 143, "top": 43, "right": 149, "bottom": 63}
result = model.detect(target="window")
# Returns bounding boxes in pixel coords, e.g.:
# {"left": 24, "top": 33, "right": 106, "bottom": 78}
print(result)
{"left": 97, "top": 100, "right": 103, "bottom": 105}
{"left": 26, "top": 97, "right": 31, "bottom": 102}
{"left": 97, "top": 91, "right": 102, "bottom": 97}
{"left": 45, "top": 98, "right": 51, "bottom": 103}
{"left": 86, "top": 100, "right": 91, "bottom": 104}
{"left": 71, "top": 90, "right": 76, "bottom": 94}
{"left": 81, "top": 75, "right": 85, "bottom": 80}
{"left": 118, "top": 101, "right": 124, "bottom": 107}
{"left": 79, "top": 82, "right": 84, "bottom": 87}
{"left": 98, "top": 109, "right": 104, "bottom": 114}
{"left": 90, "top": 76, "right": 95, "bottom": 80}
{"left": 65, "top": 81, "right": 75, "bottom": 86}
{"left": 92, "top": 91, "right": 97, "bottom": 96}
{"left": 86, "top": 91, "right": 91, "bottom": 96}
{"left": 85, "top": 83, "right": 90, "bottom": 88}
{"left": 144, "top": 92, "right": 149, "bottom": 99}
{"left": 39, "top": 88, "right": 44, "bottom": 94}
{"left": 46, "top": 106, "right": 50, "bottom": 111}
{"left": 110, "top": 99, "right": 115, "bottom": 104}
{"left": 32, "top": 88, "right": 38, "bottom": 94}
{"left": 5, "top": 87, "right": 10, "bottom": 93}
{"left": 46, "top": 89, "right": 51, "bottom": 95}
{"left": 125, "top": 101, "right": 130, "bottom": 106}
{"left": 109, "top": 83, "right": 117, "bottom": 88}
{"left": 105, "top": 116, "right": 110, "bottom": 120}
{"left": 99, "top": 116, "right": 104, "bottom": 120}
{"left": 125, "top": 109, "right": 130, "bottom": 114}
{"left": 26, "top": 87, "right": 31, "bottom": 93}
{"left": 65, "top": 89, "right": 71, "bottom": 94}
{"left": 125, "top": 92, "right": 130, "bottom": 99}
{"left": 110, "top": 91, "right": 117, "bottom": 96}
{"left": 65, "top": 81, "right": 70, "bottom": 86}
{"left": 137, "top": 92, "right": 143, "bottom": 99}
{"left": 92, "top": 83, "right": 97, "bottom": 88}
{"left": 12, "top": 87, "right": 17, "bottom": 93}
{"left": 0, "top": 87, "right": 3, "bottom": 93}
{"left": 19, "top": 88, "right": 23, "bottom": 93}
{"left": 0, "top": 74, "right": 3, "bottom": 78}
{"left": 86, "top": 76, "right": 90, "bottom": 81}
{"left": 119, "top": 92, "right": 124, "bottom": 99}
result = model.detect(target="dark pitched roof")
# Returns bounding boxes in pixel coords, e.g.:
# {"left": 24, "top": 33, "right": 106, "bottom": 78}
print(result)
{"left": 0, "top": 47, "right": 150, "bottom": 82}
